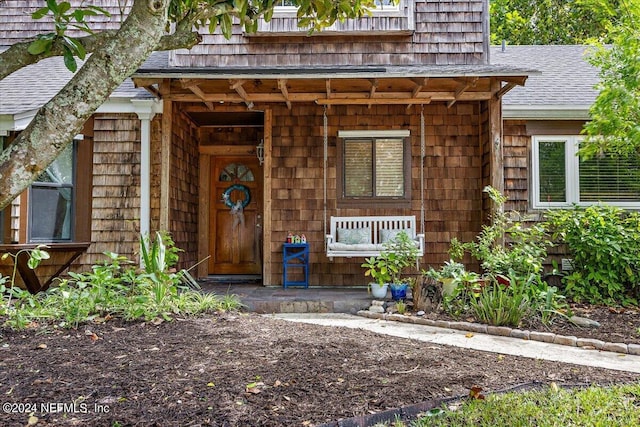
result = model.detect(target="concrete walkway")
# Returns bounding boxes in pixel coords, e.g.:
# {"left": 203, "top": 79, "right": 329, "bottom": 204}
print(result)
{"left": 268, "top": 313, "right": 640, "bottom": 374}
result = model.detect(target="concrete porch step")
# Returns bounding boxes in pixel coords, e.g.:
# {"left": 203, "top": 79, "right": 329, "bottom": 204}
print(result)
{"left": 198, "top": 282, "right": 372, "bottom": 314}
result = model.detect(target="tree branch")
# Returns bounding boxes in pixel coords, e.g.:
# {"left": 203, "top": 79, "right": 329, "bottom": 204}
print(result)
{"left": 0, "top": 26, "right": 202, "bottom": 81}
{"left": 0, "top": 0, "right": 171, "bottom": 209}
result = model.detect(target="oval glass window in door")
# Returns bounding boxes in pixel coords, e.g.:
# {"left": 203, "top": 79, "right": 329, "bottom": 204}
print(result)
{"left": 219, "top": 163, "right": 255, "bottom": 182}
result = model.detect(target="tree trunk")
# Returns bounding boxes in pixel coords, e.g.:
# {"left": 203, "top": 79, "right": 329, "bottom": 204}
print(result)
{"left": 0, "top": 0, "right": 170, "bottom": 210}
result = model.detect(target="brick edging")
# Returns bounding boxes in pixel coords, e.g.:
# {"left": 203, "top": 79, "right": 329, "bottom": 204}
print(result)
{"left": 356, "top": 310, "right": 640, "bottom": 356}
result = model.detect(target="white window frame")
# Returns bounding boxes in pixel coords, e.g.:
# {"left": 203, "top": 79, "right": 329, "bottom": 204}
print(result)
{"left": 532, "top": 135, "right": 640, "bottom": 209}
{"left": 274, "top": 0, "right": 401, "bottom": 16}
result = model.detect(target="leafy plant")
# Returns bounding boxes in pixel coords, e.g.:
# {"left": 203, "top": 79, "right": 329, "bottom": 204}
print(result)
{"left": 0, "top": 236, "right": 241, "bottom": 330}
{"left": 450, "top": 186, "right": 551, "bottom": 289}
{"left": 545, "top": 204, "right": 640, "bottom": 305}
{"left": 28, "top": 1, "right": 111, "bottom": 71}
{"left": 362, "top": 231, "right": 420, "bottom": 288}
{"left": 361, "top": 256, "right": 392, "bottom": 287}
{"left": 534, "top": 282, "right": 570, "bottom": 325}
{"left": 395, "top": 300, "right": 407, "bottom": 314}
{"left": 424, "top": 259, "right": 465, "bottom": 281}
{"left": 0, "top": 245, "right": 52, "bottom": 328}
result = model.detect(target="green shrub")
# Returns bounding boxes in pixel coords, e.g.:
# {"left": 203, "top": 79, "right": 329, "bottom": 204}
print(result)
{"left": 450, "top": 186, "right": 551, "bottom": 286}
{"left": 545, "top": 204, "right": 640, "bottom": 305}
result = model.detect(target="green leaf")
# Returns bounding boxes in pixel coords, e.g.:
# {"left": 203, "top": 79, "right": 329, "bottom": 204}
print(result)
{"left": 58, "top": 1, "right": 71, "bottom": 14}
{"left": 31, "top": 6, "right": 51, "bottom": 19}
{"left": 73, "top": 9, "right": 86, "bottom": 21}
{"left": 220, "top": 14, "right": 233, "bottom": 39}
{"left": 64, "top": 36, "right": 86, "bottom": 59}
{"left": 27, "top": 38, "right": 52, "bottom": 55}
{"left": 62, "top": 46, "right": 78, "bottom": 72}
{"left": 46, "top": 0, "right": 59, "bottom": 13}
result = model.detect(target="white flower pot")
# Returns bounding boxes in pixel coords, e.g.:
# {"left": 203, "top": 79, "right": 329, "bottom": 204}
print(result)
{"left": 369, "top": 283, "right": 389, "bottom": 299}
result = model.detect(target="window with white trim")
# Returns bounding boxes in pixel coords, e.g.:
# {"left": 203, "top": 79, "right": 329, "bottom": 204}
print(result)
{"left": 29, "top": 141, "right": 76, "bottom": 242}
{"left": 274, "top": 0, "right": 399, "bottom": 13}
{"left": 532, "top": 135, "right": 640, "bottom": 209}
{"left": 337, "top": 130, "right": 410, "bottom": 207}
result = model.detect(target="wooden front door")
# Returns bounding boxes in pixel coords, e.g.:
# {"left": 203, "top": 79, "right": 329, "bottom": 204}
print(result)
{"left": 209, "top": 156, "right": 263, "bottom": 275}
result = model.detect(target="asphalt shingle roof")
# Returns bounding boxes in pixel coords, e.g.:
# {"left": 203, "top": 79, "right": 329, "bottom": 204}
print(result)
{"left": 1, "top": 46, "right": 600, "bottom": 117}
{"left": 490, "top": 45, "right": 599, "bottom": 107}
{"left": 0, "top": 54, "right": 153, "bottom": 116}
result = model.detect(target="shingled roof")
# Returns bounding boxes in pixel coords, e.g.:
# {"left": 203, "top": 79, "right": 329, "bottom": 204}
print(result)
{"left": 0, "top": 53, "right": 152, "bottom": 122}
{"left": 491, "top": 45, "right": 599, "bottom": 119}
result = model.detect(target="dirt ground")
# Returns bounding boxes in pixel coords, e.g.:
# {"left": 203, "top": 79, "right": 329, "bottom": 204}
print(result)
{"left": 1, "top": 306, "right": 639, "bottom": 427}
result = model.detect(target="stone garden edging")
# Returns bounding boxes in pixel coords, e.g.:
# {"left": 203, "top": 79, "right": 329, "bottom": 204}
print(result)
{"left": 356, "top": 310, "right": 640, "bottom": 356}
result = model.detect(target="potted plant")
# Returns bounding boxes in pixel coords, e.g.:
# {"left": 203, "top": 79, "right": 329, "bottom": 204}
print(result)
{"left": 424, "top": 259, "right": 465, "bottom": 296}
{"left": 361, "top": 230, "right": 421, "bottom": 300}
{"left": 381, "top": 231, "right": 421, "bottom": 300}
{"left": 361, "top": 255, "right": 391, "bottom": 299}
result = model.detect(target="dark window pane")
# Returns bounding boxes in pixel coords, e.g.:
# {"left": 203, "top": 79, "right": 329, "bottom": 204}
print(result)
{"left": 538, "top": 140, "right": 566, "bottom": 203}
{"left": 30, "top": 186, "right": 73, "bottom": 240}
{"left": 30, "top": 142, "right": 75, "bottom": 242}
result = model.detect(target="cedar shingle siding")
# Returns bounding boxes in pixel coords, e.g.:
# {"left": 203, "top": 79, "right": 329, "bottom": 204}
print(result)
{"left": 80, "top": 114, "right": 141, "bottom": 267}
{"left": 1, "top": 0, "right": 527, "bottom": 287}
{"left": 171, "top": 0, "right": 488, "bottom": 67}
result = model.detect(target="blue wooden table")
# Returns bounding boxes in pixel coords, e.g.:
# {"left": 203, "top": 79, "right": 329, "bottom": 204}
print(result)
{"left": 282, "top": 243, "right": 309, "bottom": 289}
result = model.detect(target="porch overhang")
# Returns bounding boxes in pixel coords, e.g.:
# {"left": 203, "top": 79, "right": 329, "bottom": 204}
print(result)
{"left": 132, "top": 64, "right": 535, "bottom": 109}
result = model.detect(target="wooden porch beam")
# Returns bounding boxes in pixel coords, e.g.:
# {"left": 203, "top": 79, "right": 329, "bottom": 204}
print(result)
{"left": 278, "top": 79, "right": 292, "bottom": 110}
{"left": 132, "top": 78, "right": 162, "bottom": 98}
{"left": 169, "top": 91, "right": 493, "bottom": 103}
{"left": 500, "top": 76, "right": 528, "bottom": 86}
{"left": 447, "top": 77, "right": 478, "bottom": 108}
{"left": 494, "top": 82, "right": 517, "bottom": 100}
{"left": 160, "top": 80, "right": 172, "bottom": 231}
{"left": 317, "top": 97, "right": 432, "bottom": 105}
{"left": 368, "top": 79, "right": 378, "bottom": 109}
{"left": 186, "top": 84, "right": 215, "bottom": 111}
{"left": 179, "top": 78, "right": 201, "bottom": 89}
{"left": 229, "top": 79, "right": 247, "bottom": 90}
{"left": 229, "top": 79, "right": 253, "bottom": 108}
{"left": 325, "top": 79, "right": 332, "bottom": 110}
{"left": 142, "top": 85, "right": 162, "bottom": 99}
{"left": 489, "top": 78, "right": 504, "bottom": 199}
{"left": 407, "top": 78, "right": 429, "bottom": 110}
{"left": 133, "top": 77, "right": 162, "bottom": 88}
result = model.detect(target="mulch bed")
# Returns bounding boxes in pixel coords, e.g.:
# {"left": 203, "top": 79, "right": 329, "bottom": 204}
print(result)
{"left": 421, "top": 303, "right": 640, "bottom": 346}
{"left": 1, "top": 309, "right": 639, "bottom": 426}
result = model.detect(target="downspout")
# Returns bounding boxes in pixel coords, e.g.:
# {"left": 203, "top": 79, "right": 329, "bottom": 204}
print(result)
{"left": 132, "top": 99, "right": 161, "bottom": 247}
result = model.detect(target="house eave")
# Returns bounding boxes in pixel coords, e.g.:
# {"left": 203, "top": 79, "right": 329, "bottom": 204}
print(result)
{"left": 0, "top": 97, "right": 162, "bottom": 132}
{"left": 132, "top": 65, "right": 534, "bottom": 108}
{"left": 503, "top": 105, "right": 591, "bottom": 121}
{"left": 133, "top": 65, "right": 536, "bottom": 81}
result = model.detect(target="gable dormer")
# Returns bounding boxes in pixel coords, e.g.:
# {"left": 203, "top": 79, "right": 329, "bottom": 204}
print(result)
{"left": 170, "top": 0, "right": 490, "bottom": 68}
{"left": 255, "top": 0, "right": 414, "bottom": 36}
